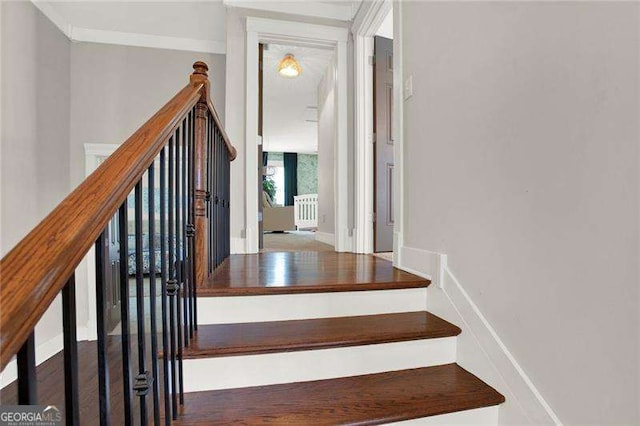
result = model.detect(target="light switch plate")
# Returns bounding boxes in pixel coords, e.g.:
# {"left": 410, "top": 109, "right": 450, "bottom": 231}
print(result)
{"left": 404, "top": 75, "right": 413, "bottom": 100}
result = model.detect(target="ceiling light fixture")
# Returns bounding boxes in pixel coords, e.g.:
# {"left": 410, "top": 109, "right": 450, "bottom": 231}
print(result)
{"left": 278, "top": 53, "right": 301, "bottom": 78}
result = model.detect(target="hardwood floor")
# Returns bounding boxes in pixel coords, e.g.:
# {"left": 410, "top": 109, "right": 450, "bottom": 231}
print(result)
{"left": 199, "top": 252, "right": 430, "bottom": 296}
{"left": 262, "top": 231, "right": 334, "bottom": 252}
{"left": 183, "top": 312, "right": 461, "bottom": 359}
{"left": 0, "top": 335, "right": 164, "bottom": 425}
{"left": 174, "top": 364, "right": 505, "bottom": 425}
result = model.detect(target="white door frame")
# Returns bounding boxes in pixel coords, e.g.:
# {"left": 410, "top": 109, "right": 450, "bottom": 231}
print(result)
{"left": 84, "top": 143, "right": 121, "bottom": 341}
{"left": 244, "top": 17, "right": 350, "bottom": 253}
{"left": 351, "top": 0, "right": 395, "bottom": 255}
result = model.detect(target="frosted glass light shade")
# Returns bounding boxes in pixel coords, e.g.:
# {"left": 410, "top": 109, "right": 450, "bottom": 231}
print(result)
{"left": 278, "top": 54, "right": 302, "bottom": 78}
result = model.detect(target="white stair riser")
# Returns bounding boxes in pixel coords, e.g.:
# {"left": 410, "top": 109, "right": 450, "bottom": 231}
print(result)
{"left": 197, "top": 288, "right": 428, "bottom": 324}
{"left": 183, "top": 337, "right": 456, "bottom": 392}
{"left": 387, "top": 406, "right": 499, "bottom": 425}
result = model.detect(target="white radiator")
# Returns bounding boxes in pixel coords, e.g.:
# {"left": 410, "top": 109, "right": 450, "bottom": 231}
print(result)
{"left": 294, "top": 194, "right": 318, "bottom": 229}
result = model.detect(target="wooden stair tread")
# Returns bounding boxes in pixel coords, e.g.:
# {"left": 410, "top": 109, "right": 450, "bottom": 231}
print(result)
{"left": 198, "top": 252, "right": 429, "bottom": 296}
{"left": 174, "top": 364, "right": 505, "bottom": 425}
{"left": 183, "top": 312, "right": 461, "bottom": 359}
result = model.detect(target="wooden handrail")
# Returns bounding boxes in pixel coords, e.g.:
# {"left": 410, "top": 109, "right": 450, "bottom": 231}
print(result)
{"left": 0, "top": 62, "right": 235, "bottom": 370}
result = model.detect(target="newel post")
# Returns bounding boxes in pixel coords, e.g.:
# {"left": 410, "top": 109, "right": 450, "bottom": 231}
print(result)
{"left": 191, "top": 62, "right": 209, "bottom": 286}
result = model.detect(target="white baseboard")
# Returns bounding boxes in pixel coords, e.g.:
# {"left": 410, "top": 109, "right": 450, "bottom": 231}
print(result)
{"left": 397, "top": 245, "right": 561, "bottom": 425}
{"left": 399, "top": 245, "right": 446, "bottom": 288}
{"left": 315, "top": 231, "right": 335, "bottom": 246}
{"left": 230, "top": 237, "right": 246, "bottom": 254}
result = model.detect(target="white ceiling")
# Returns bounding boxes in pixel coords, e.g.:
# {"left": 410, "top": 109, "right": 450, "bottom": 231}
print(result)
{"left": 37, "top": 1, "right": 360, "bottom": 54}
{"left": 47, "top": 2, "right": 227, "bottom": 41}
{"left": 263, "top": 43, "right": 334, "bottom": 154}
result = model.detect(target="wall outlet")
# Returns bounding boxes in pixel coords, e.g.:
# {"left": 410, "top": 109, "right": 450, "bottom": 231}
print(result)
{"left": 404, "top": 75, "right": 413, "bottom": 100}
{"left": 322, "top": 214, "right": 326, "bottom": 223}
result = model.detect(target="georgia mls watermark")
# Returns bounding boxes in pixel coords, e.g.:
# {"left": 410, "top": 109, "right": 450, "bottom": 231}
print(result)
{"left": 0, "top": 406, "right": 62, "bottom": 426}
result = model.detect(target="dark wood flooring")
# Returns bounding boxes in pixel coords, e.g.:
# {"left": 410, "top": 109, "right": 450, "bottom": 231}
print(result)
{"left": 174, "top": 364, "right": 505, "bottom": 425}
{"left": 0, "top": 334, "right": 168, "bottom": 425}
{"left": 199, "top": 252, "right": 429, "bottom": 296}
{"left": 183, "top": 312, "right": 461, "bottom": 359}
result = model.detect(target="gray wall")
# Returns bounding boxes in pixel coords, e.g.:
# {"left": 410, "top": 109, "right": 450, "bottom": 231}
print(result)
{"left": 69, "top": 43, "right": 225, "bottom": 347}
{"left": 70, "top": 43, "right": 225, "bottom": 187}
{"left": 0, "top": 0, "right": 70, "bottom": 375}
{"left": 317, "top": 59, "right": 336, "bottom": 236}
{"left": 402, "top": 2, "right": 639, "bottom": 424}
{"left": 1, "top": 1, "right": 71, "bottom": 255}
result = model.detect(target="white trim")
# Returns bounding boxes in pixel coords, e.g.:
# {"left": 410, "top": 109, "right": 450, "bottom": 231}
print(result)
{"left": 392, "top": 0, "right": 405, "bottom": 262}
{"left": 396, "top": 247, "right": 563, "bottom": 425}
{"left": 197, "top": 287, "right": 428, "bottom": 324}
{"left": 84, "top": 144, "right": 120, "bottom": 341}
{"left": 334, "top": 40, "right": 350, "bottom": 252}
{"left": 244, "top": 17, "right": 349, "bottom": 254}
{"left": 351, "top": 0, "right": 393, "bottom": 254}
{"left": 391, "top": 406, "right": 499, "bottom": 425}
{"left": 315, "top": 231, "right": 335, "bottom": 246}
{"left": 225, "top": 0, "right": 357, "bottom": 22}
{"left": 31, "top": 0, "right": 72, "bottom": 38}
{"left": 70, "top": 27, "right": 226, "bottom": 55}
{"left": 183, "top": 337, "right": 456, "bottom": 392}
{"left": 30, "top": 1, "right": 226, "bottom": 54}
{"left": 230, "top": 237, "right": 246, "bottom": 254}
{"left": 444, "top": 268, "right": 563, "bottom": 425}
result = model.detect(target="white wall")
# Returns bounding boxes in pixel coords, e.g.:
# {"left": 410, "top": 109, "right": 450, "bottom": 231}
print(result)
{"left": 401, "top": 2, "right": 639, "bottom": 425}
{"left": 1, "top": 0, "right": 71, "bottom": 382}
{"left": 317, "top": 57, "right": 336, "bottom": 237}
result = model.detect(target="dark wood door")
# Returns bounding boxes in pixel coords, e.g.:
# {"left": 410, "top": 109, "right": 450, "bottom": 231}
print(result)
{"left": 103, "top": 214, "right": 122, "bottom": 331}
{"left": 373, "top": 36, "right": 394, "bottom": 253}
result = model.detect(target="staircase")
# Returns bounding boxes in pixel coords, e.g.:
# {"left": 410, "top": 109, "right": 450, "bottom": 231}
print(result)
{"left": 175, "top": 252, "right": 505, "bottom": 425}
{"left": 0, "top": 62, "right": 504, "bottom": 425}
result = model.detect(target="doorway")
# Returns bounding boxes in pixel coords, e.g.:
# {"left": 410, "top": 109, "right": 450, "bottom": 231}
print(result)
{"left": 257, "top": 42, "right": 337, "bottom": 253}
{"left": 373, "top": 34, "right": 394, "bottom": 254}
{"left": 243, "top": 17, "right": 349, "bottom": 254}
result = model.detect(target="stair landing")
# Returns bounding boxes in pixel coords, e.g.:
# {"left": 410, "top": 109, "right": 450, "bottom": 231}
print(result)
{"left": 198, "top": 252, "right": 430, "bottom": 296}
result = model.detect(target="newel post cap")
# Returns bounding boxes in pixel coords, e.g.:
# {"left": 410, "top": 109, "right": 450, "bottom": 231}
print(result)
{"left": 192, "top": 61, "right": 209, "bottom": 77}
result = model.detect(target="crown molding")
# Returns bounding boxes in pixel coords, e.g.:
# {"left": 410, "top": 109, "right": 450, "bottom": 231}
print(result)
{"left": 30, "top": 0, "right": 226, "bottom": 55}
{"left": 31, "top": 0, "right": 72, "bottom": 38}
{"left": 224, "top": 0, "right": 356, "bottom": 22}
{"left": 70, "top": 27, "right": 226, "bottom": 54}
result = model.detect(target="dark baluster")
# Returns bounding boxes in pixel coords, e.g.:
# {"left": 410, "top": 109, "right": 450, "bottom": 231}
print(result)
{"left": 167, "top": 136, "right": 178, "bottom": 418}
{"left": 225, "top": 148, "right": 230, "bottom": 259}
{"left": 159, "top": 146, "right": 172, "bottom": 424}
{"left": 95, "top": 231, "right": 110, "bottom": 425}
{"left": 181, "top": 117, "right": 189, "bottom": 346}
{"left": 175, "top": 125, "right": 185, "bottom": 404}
{"left": 189, "top": 108, "right": 198, "bottom": 330}
{"left": 217, "top": 128, "right": 222, "bottom": 268}
{"left": 62, "top": 274, "right": 79, "bottom": 426}
{"left": 118, "top": 202, "right": 134, "bottom": 426}
{"left": 206, "top": 114, "right": 212, "bottom": 275}
{"left": 17, "top": 333, "right": 36, "bottom": 405}
{"left": 148, "top": 163, "right": 161, "bottom": 425}
{"left": 185, "top": 110, "right": 195, "bottom": 339}
{"left": 134, "top": 181, "right": 150, "bottom": 425}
